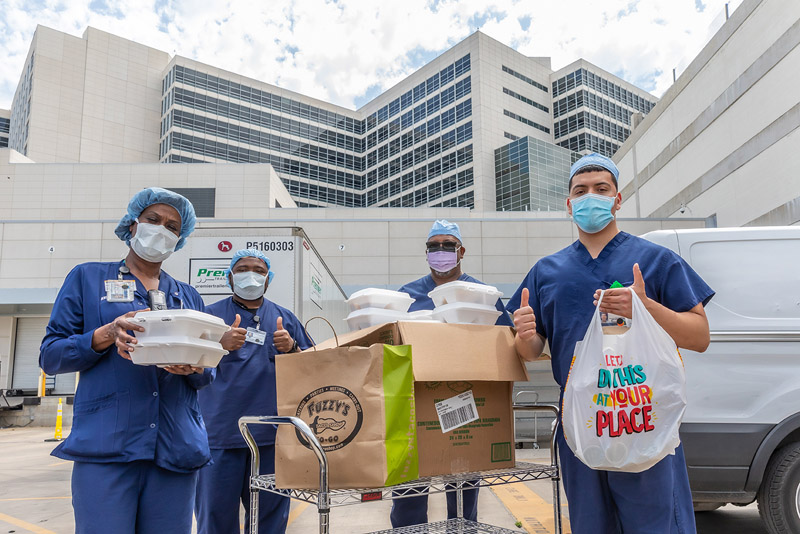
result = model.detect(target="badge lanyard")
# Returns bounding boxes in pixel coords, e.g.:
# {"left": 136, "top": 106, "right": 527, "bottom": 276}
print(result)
{"left": 245, "top": 314, "right": 267, "bottom": 345}
{"left": 105, "top": 262, "right": 136, "bottom": 302}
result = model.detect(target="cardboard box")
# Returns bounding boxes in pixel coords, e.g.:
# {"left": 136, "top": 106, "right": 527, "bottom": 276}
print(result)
{"left": 315, "top": 321, "right": 529, "bottom": 477}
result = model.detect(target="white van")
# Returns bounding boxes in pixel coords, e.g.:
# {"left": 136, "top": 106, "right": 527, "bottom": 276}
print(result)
{"left": 642, "top": 226, "right": 800, "bottom": 534}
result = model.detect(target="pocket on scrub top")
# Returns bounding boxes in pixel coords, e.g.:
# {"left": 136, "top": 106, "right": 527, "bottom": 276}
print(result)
{"left": 159, "top": 402, "right": 211, "bottom": 471}
{"left": 61, "top": 391, "right": 130, "bottom": 458}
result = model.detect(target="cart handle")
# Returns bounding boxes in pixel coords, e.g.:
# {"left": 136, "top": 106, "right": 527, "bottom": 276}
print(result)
{"left": 512, "top": 403, "right": 560, "bottom": 467}
{"left": 239, "top": 415, "right": 331, "bottom": 511}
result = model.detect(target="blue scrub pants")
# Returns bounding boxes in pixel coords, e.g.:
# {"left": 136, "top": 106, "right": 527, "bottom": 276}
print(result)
{"left": 195, "top": 445, "right": 289, "bottom": 534}
{"left": 390, "top": 483, "right": 479, "bottom": 527}
{"left": 72, "top": 460, "right": 197, "bottom": 534}
{"left": 557, "top": 430, "right": 696, "bottom": 534}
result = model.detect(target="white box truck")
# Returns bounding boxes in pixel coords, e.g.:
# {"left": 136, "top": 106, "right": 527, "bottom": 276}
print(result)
{"left": 162, "top": 226, "right": 348, "bottom": 343}
{"left": 642, "top": 226, "right": 800, "bottom": 534}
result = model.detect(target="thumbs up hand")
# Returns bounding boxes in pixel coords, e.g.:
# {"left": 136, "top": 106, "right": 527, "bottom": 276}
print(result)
{"left": 513, "top": 288, "right": 538, "bottom": 341}
{"left": 593, "top": 263, "right": 648, "bottom": 319}
{"left": 273, "top": 316, "right": 296, "bottom": 353}
{"left": 220, "top": 313, "right": 247, "bottom": 352}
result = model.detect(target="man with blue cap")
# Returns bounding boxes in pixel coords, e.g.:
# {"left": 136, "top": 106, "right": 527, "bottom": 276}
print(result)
{"left": 40, "top": 187, "right": 240, "bottom": 533}
{"left": 195, "top": 249, "right": 313, "bottom": 534}
{"left": 506, "top": 154, "right": 715, "bottom": 533}
{"left": 390, "top": 219, "right": 512, "bottom": 528}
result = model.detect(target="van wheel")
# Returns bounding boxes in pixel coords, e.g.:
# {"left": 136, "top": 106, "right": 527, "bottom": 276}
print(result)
{"left": 758, "top": 443, "right": 800, "bottom": 533}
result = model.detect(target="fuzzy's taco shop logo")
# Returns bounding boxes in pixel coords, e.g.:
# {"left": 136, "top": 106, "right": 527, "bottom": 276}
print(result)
{"left": 295, "top": 385, "right": 363, "bottom": 451}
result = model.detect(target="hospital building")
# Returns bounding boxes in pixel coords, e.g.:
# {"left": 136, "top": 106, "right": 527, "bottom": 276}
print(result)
{"left": 4, "top": 25, "right": 656, "bottom": 212}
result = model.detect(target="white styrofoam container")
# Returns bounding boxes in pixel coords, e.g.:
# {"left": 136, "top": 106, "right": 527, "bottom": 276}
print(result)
{"left": 405, "top": 310, "right": 444, "bottom": 323}
{"left": 345, "top": 307, "right": 409, "bottom": 331}
{"left": 431, "top": 302, "right": 502, "bottom": 325}
{"left": 346, "top": 288, "right": 415, "bottom": 312}
{"left": 133, "top": 310, "right": 230, "bottom": 342}
{"left": 131, "top": 336, "right": 228, "bottom": 368}
{"left": 428, "top": 280, "right": 503, "bottom": 307}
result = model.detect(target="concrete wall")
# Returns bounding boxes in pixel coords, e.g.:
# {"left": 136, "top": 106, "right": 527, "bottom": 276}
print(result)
{"left": 615, "top": 0, "right": 800, "bottom": 227}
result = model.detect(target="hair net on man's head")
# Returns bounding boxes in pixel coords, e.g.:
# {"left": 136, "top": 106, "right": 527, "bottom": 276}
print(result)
{"left": 225, "top": 249, "right": 274, "bottom": 288}
{"left": 427, "top": 219, "right": 463, "bottom": 243}
{"left": 114, "top": 187, "right": 197, "bottom": 251}
{"left": 569, "top": 153, "right": 619, "bottom": 185}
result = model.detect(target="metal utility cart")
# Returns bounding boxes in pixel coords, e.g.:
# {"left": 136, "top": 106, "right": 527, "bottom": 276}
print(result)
{"left": 239, "top": 403, "right": 563, "bottom": 534}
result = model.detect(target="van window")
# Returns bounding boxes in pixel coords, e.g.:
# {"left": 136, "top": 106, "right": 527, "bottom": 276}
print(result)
{"left": 690, "top": 239, "right": 800, "bottom": 320}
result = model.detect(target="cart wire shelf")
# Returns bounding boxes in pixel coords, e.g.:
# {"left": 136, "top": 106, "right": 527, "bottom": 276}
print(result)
{"left": 241, "top": 404, "right": 562, "bottom": 533}
{"left": 368, "top": 518, "right": 524, "bottom": 534}
{"left": 251, "top": 461, "right": 557, "bottom": 507}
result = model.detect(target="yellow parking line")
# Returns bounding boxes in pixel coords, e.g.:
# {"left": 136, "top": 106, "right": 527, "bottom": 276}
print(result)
{"left": 491, "top": 483, "right": 571, "bottom": 534}
{"left": 287, "top": 500, "right": 310, "bottom": 526}
{"left": 0, "top": 496, "right": 70, "bottom": 502}
{"left": 0, "top": 512, "right": 57, "bottom": 534}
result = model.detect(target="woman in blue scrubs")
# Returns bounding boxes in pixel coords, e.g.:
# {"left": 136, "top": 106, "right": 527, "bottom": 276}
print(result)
{"left": 390, "top": 220, "right": 512, "bottom": 528}
{"left": 40, "top": 187, "right": 229, "bottom": 534}
{"left": 195, "top": 249, "right": 312, "bottom": 534}
{"left": 507, "top": 154, "right": 714, "bottom": 534}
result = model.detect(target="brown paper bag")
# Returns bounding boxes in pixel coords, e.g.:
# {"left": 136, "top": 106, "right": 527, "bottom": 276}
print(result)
{"left": 275, "top": 343, "right": 418, "bottom": 489}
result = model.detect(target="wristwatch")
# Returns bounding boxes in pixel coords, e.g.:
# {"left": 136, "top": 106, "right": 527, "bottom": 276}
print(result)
{"left": 291, "top": 339, "right": 298, "bottom": 353}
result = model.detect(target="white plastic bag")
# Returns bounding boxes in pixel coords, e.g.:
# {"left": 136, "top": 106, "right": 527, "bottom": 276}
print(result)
{"left": 562, "top": 288, "right": 687, "bottom": 473}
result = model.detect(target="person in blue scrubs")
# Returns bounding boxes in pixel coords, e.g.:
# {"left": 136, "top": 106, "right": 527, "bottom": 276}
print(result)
{"left": 506, "top": 154, "right": 715, "bottom": 534}
{"left": 195, "top": 249, "right": 313, "bottom": 534}
{"left": 390, "top": 219, "right": 512, "bottom": 528}
{"left": 40, "top": 187, "right": 238, "bottom": 534}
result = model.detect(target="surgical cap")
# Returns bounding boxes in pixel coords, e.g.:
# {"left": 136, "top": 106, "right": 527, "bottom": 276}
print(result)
{"left": 114, "top": 187, "right": 197, "bottom": 251}
{"left": 428, "top": 219, "right": 463, "bottom": 243}
{"left": 225, "top": 249, "right": 275, "bottom": 288}
{"left": 569, "top": 153, "right": 620, "bottom": 185}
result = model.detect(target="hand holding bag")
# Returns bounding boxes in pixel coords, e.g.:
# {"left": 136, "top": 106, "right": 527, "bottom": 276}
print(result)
{"left": 562, "top": 288, "right": 687, "bottom": 473}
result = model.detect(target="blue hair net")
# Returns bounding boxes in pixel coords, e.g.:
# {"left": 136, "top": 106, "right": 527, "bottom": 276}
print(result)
{"left": 225, "top": 249, "right": 274, "bottom": 288}
{"left": 114, "top": 187, "right": 197, "bottom": 251}
{"left": 569, "top": 153, "right": 619, "bottom": 185}
{"left": 427, "top": 219, "right": 463, "bottom": 243}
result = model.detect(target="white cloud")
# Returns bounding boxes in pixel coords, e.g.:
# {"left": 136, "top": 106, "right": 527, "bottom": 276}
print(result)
{"left": 0, "top": 0, "right": 735, "bottom": 110}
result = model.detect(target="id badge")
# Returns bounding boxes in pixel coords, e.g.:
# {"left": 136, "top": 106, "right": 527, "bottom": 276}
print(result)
{"left": 105, "top": 280, "right": 136, "bottom": 302}
{"left": 246, "top": 327, "right": 266, "bottom": 345}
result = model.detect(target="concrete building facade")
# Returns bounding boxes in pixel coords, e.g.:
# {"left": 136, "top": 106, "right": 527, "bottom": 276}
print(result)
{"left": 615, "top": 0, "right": 800, "bottom": 228}
{"left": 7, "top": 26, "right": 656, "bottom": 212}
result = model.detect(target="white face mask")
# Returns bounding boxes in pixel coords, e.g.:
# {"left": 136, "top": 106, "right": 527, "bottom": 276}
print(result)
{"left": 232, "top": 271, "right": 268, "bottom": 300}
{"left": 130, "top": 220, "right": 180, "bottom": 263}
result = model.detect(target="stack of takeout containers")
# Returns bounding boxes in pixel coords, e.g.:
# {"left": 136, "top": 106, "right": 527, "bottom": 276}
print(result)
{"left": 428, "top": 280, "right": 503, "bottom": 325}
{"left": 131, "top": 310, "right": 230, "bottom": 368}
{"left": 344, "top": 288, "right": 417, "bottom": 331}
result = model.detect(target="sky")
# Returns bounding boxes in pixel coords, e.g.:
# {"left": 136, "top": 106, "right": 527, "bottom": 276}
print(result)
{"left": 0, "top": 0, "right": 741, "bottom": 111}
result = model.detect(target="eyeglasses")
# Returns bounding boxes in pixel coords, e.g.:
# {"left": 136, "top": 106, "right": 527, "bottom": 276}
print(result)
{"left": 426, "top": 241, "right": 461, "bottom": 253}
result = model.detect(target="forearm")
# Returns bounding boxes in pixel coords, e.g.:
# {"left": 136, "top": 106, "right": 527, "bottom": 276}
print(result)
{"left": 91, "top": 324, "right": 116, "bottom": 352}
{"left": 515, "top": 333, "right": 546, "bottom": 362}
{"left": 643, "top": 299, "right": 710, "bottom": 352}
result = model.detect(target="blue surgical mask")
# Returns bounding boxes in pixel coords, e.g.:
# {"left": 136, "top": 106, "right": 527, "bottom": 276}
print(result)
{"left": 571, "top": 193, "right": 616, "bottom": 234}
{"left": 232, "top": 271, "right": 267, "bottom": 300}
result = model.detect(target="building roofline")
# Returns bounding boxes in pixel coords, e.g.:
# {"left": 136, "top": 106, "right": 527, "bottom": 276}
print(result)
{"left": 612, "top": 0, "right": 763, "bottom": 163}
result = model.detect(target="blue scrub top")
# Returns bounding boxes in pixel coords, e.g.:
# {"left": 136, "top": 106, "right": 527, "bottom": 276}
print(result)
{"left": 199, "top": 297, "right": 313, "bottom": 449}
{"left": 398, "top": 273, "right": 513, "bottom": 326}
{"left": 506, "top": 232, "right": 715, "bottom": 388}
{"left": 39, "top": 261, "right": 214, "bottom": 473}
